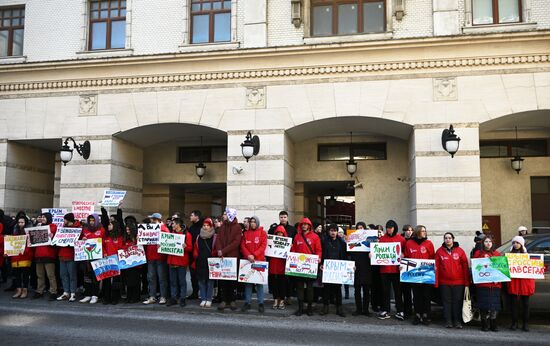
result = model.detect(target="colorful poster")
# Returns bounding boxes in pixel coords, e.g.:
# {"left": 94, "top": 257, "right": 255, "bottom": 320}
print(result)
{"left": 238, "top": 260, "right": 269, "bottom": 285}
{"left": 208, "top": 257, "right": 238, "bottom": 281}
{"left": 118, "top": 245, "right": 147, "bottom": 270}
{"left": 101, "top": 190, "right": 126, "bottom": 207}
{"left": 321, "top": 259, "right": 355, "bottom": 285}
{"left": 51, "top": 227, "right": 82, "bottom": 247}
{"left": 265, "top": 235, "right": 292, "bottom": 259}
{"left": 284, "top": 252, "right": 319, "bottom": 279}
{"left": 25, "top": 226, "right": 51, "bottom": 247}
{"left": 505, "top": 253, "right": 545, "bottom": 280}
{"left": 74, "top": 238, "right": 103, "bottom": 261}
{"left": 91, "top": 255, "right": 120, "bottom": 281}
{"left": 4, "top": 235, "right": 28, "bottom": 256}
{"left": 370, "top": 242, "right": 402, "bottom": 266}
{"left": 400, "top": 258, "right": 436, "bottom": 284}
{"left": 471, "top": 256, "right": 511, "bottom": 284}
{"left": 158, "top": 232, "right": 184, "bottom": 256}
{"left": 137, "top": 223, "right": 161, "bottom": 245}
{"left": 346, "top": 229, "right": 379, "bottom": 252}
{"left": 72, "top": 201, "right": 95, "bottom": 221}
{"left": 41, "top": 208, "right": 67, "bottom": 229}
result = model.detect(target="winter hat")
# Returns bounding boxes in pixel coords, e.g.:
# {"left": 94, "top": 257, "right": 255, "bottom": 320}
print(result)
{"left": 512, "top": 235, "right": 525, "bottom": 247}
{"left": 250, "top": 215, "right": 260, "bottom": 227}
{"left": 148, "top": 212, "right": 162, "bottom": 220}
{"left": 40, "top": 212, "right": 53, "bottom": 225}
{"left": 64, "top": 213, "right": 75, "bottom": 223}
{"left": 225, "top": 207, "right": 237, "bottom": 222}
{"left": 474, "top": 231, "right": 486, "bottom": 242}
{"left": 203, "top": 218, "right": 213, "bottom": 228}
{"left": 517, "top": 225, "right": 528, "bottom": 235}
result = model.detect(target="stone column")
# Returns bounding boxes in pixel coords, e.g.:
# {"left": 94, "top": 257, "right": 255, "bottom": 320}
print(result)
{"left": 243, "top": 0, "right": 267, "bottom": 48}
{"left": 433, "top": 0, "right": 460, "bottom": 36}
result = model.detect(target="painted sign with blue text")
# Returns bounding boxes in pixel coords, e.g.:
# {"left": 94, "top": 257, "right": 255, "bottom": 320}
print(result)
{"left": 238, "top": 260, "right": 269, "bottom": 285}
{"left": 208, "top": 257, "right": 238, "bottom": 281}
{"left": 321, "top": 259, "right": 355, "bottom": 285}
{"left": 400, "top": 258, "right": 436, "bottom": 284}
{"left": 471, "top": 256, "right": 511, "bottom": 284}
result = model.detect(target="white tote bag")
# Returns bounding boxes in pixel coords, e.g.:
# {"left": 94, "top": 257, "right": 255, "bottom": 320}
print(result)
{"left": 462, "top": 286, "right": 473, "bottom": 323}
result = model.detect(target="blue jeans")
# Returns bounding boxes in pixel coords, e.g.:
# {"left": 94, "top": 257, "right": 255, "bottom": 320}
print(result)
{"left": 198, "top": 279, "right": 214, "bottom": 301}
{"left": 169, "top": 266, "right": 188, "bottom": 299}
{"left": 244, "top": 283, "right": 265, "bottom": 305}
{"left": 147, "top": 260, "right": 168, "bottom": 298}
{"left": 60, "top": 260, "right": 77, "bottom": 294}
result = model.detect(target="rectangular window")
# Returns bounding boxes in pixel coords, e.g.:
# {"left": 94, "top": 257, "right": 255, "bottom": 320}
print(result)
{"left": 89, "top": 0, "right": 126, "bottom": 50}
{"left": 531, "top": 177, "right": 550, "bottom": 229}
{"left": 480, "top": 139, "right": 548, "bottom": 158}
{"left": 318, "top": 143, "right": 387, "bottom": 161}
{"left": 312, "top": 0, "right": 386, "bottom": 37}
{"left": 472, "top": 0, "right": 521, "bottom": 25}
{"left": 178, "top": 146, "right": 227, "bottom": 163}
{"left": 0, "top": 6, "right": 25, "bottom": 57}
{"left": 191, "top": 0, "right": 231, "bottom": 44}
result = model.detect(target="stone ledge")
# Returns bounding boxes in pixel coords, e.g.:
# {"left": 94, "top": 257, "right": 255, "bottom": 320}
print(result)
{"left": 60, "top": 183, "right": 142, "bottom": 193}
{"left": 67, "top": 159, "right": 143, "bottom": 172}
{"left": 227, "top": 155, "right": 285, "bottom": 161}
{"left": 415, "top": 150, "right": 480, "bottom": 157}
{"left": 414, "top": 123, "right": 479, "bottom": 130}
{"left": 227, "top": 205, "right": 286, "bottom": 211}
{"left": 412, "top": 203, "right": 482, "bottom": 211}
{"left": 227, "top": 129, "right": 285, "bottom": 136}
{"left": 227, "top": 180, "right": 285, "bottom": 186}
{"left": 463, "top": 22, "right": 538, "bottom": 35}
{"left": 0, "top": 162, "right": 55, "bottom": 175}
{"left": 0, "top": 184, "right": 54, "bottom": 195}
{"left": 415, "top": 177, "right": 481, "bottom": 183}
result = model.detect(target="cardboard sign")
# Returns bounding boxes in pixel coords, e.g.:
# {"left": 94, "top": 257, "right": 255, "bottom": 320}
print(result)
{"left": 118, "top": 245, "right": 147, "bottom": 270}
{"left": 91, "top": 255, "right": 120, "bottom": 280}
{"left": 72, "top": 201, "right": 95, "bottom": 221}
{"left": 505, "top": 253, "right": 545, "bottom": 280}
{"left": 74, "top": 238, "right": 103, "bottom": 261}
{"left": 370, "top": 242, "right": 402, "bottom": 266}
{"left": 158, "top": 232, "right": 185, "bottom": 256}
{"left": 265, "top": 235, "right": 292, "bottom": 259}
{"left": 400, "top": 258, "right": 436, "bottom": 284}
{"left": 51, "top": 227, "right": 82, "bottom": 247}
{"left": 137, "top": 224, "right": 161, "bottom": 245}
{"left": 285, "top": 252, "right": 319, "bottom": 279}
{"left": 25, "top": 226, "right": 51, "bottom": 247}
{"left": 321, "top": 259, "right": 355, "bottom": 285}
{"left": 238, "top": 260, "right": 269, "bottom": 285}
{"left": 4, "top": 235, "right": 28, "bottom": 256}
{"left": 41, "top": 208, "right": 68, "bottom": 229}
{"left": 101, "top": 190, "right": 126, "bottom": 207}
{"left": 208, "top": 257, "right": 238, "bottom": 281}
{"left": 471, "top": 256, "right": 511, "bottom": 284}
{"left": 346, "top": 229, "right": 379, "bottom": 252}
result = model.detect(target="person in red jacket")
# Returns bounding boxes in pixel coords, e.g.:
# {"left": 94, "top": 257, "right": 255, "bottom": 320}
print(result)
{"left": 143, "top": 213, "right": 169, "bottom": 305}
{"left": 121, "top": 221, "right": 142, "bottom": 304}
{"left": 240, "top": 216, "right": 267, "bottom": 313}
{"left": 377, "top": 219, "right": 407, "bottom": 321}
{"left": 32, "top": 212, "right": 58, "bottom": 301}
{"left": 291, "top": 217, "right": 322, "bottom": 316}
{"left": 79, "top": 213, "right": 105, "bottom": 304}
{"left": 166, "top": 218, "right": 193, "bottom": 307}
{"left": 11, "top": 217, "right": 34, "bottom": 299}
{"left": 269, "top": 225, "right": 288, "bottom": 310}
{"left": 404, "top": 225, "right": 435, "bottom": 325}
{"left": 435, "top": 232, "right": 469, "bottom": 329}
{"left": 100, "top": 208, "right": 124, "bottom": 305}
{"left": 507, "top": 235, "right": 535, "bottom": 331}
{"left": 473, "top": 236, "right": 502, "bottom": 332}
{"left": 57, "top": 213, "right": 81, "bottom": 302}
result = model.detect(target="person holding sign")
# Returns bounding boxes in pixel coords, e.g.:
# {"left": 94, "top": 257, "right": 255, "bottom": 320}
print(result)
{"left": 240, "top": 216, "right": 267, "bottom": 313}
{"left": 11, "top": 217, "right": 33, "bottom": 299}
{"left": 166, "top": 219, "right": 193, "bottom": 307}
{"left": 269, "top": 225, "right": 289, "bottom": 310}
{"left": 349, "top": 222, "right": 374, "bottom": 316}
{"left": 320, "top": 224, "right": 348, "bottom": 317}
{"left": 473, "top": 236, "right": 502, "bottom": 332}
{"left": 79, "top": 213, "right": 105, "bottom": 304}
{"left": 121, "top": 222, "right": 142, "bottom": 304}
{"left": 57, "top": 213, "right": 81, "bottom": 302}
{"left": 404, "top": 225, "right": 435, "bottom": 325}
{"left": 291, "top": 217, "right": 322, "bottom": 317}
{"left": 101, "top": 212, "right": 124, "bottom": 305}
{"left": 143, "top": 213, "right": 169, "bottom": 305}
{"left": 193, "top": 218, "right": 217, "bottom": 308}
{"left": 32, "top": 212, "right": 58, "bottom": 301}
{"left": 507, "top": 236, "right": 535, "bottom": 331}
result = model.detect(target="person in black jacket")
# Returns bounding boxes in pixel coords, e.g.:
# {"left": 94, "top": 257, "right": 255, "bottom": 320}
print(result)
{"left": 187, "top": 210, "right": 203, "bottom": 300}
{"left": 350, "top": 222, "right": 373, "bottom": 316}
{"left": 320, "top": 224, "right": 347, "bottom": 317}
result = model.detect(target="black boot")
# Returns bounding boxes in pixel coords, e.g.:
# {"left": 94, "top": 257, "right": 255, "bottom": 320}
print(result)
{"left": 336, "top": 305, "right": 346, "bottom": 317}
{"left": 490, "top": 319, "right": 498, "bottom": 332}
{"left": 306, "top": 303, "right": 313, "bottom": 316}
{"left": 481, "top": 315, "right": 489, "bottom": 332}
{"left": 509, "top": 321, "right": 517, "bottom": 331}
{"left": 320, "top": 304, "right": 329, "bottom": 316}
{"left": 522, "top": 322, "right": 529, "bottom": 332}
{"left": 294, "top": 301, "right": 304, "bottom": 316}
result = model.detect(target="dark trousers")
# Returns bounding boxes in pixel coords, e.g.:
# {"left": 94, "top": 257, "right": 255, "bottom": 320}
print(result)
{"left": 322, "top": 283, "right": 342, "bottom": 306}
{"left": 123, "top": 267, "right": 141, "bottom": 303}
{"left": 102, "top": 275, "right": 121, "bottom": 303}
{"left": 412, "top": 284, "right": 432, "bottom": 316}
{"left": 189, "top": 266, "right": 199, "bottom": 296}
{"left": 295, "top": 278, "right": 314, "bottom": 304}
{"left": 509, "top": 294, "right": 530, "bottom": 326}
{"left": 440, "top": 284, "right": 464, "bottom": 325}
{"left": 13, "top": 267, "right": 30, "bottom": 288}
{"left": 402, "top": 283, "right": 413, "bottom": 317}
{"left": 270, "top": 274, "right": 287, "bottom": 300}
{"left": 219, "top": 280, "right": 237, "bottom": 303}
{"left": 83, "top": 263, "right": 99, "bottom": 297}
{"left": 381, "top": 273, "right": 403, "bottom": 313}
{"left": 371, "top": 268, "right": 383, "bottom": 311}
{"left": 354, "top": 283, "right": 370, "bottom": 313}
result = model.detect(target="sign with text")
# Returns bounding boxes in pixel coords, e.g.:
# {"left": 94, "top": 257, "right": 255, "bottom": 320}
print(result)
{"left": 72, "top": 201, "right": 95, "bottom": 221}
{"left": 400, "top": 258, "right": 436, "bottom": 284}
{"left": 137, "top": 224, "right": 161, "bottom": 245}
{"left": 51, "top": 227, "right": 82, "bottom": 247}
{"left": 74, "top": 238, "right": 103, "bottom": 261}
{"left": 101, "top": 190, "right": 126, "bottom": 207}
{"left": 471, "top": 256, "right": 511, "bottom": 284}
{"left": 41, "top": 208, "right": 68, "bottom": 229}
{"left": 285, "top": 252, "right": 319, "bottom": 279}
{"left": 238, "top": 260, "right": 269, "bottom": 285}
{"left": 505, "top": 253, "right": 545, "bottom": 280}
{"left": 370, "top": 242, "right": 402, "bottom": 266}
{"left": 118, "top": 245, "right": 147, "bottom": 270}
{"left": 265, "top": 235, "right": 292, "bottom": 259}
{"left": 25, "top": 226, "right": 51, "bottom": 247}
{"left": 346, "top": 229, "right": 379, "bottom": 252}
{"left": 321, "top": 259, "right": 355, "bottom": 285}
{"left": 208, "top": 257, "right": 238, "bottom": 281}
{"left": 91, "top": 255, "right": 120, "bottom": 281}
{"left": 158, "top": 232, "right": 184, "bottom": 256}
{"left": 4, "top": 235, "right": 28, "bottom": 256}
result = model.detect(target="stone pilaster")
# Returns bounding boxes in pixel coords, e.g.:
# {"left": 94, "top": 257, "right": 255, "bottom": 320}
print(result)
{"left": 243, "top": 0, "right": 267, "bottom": 48}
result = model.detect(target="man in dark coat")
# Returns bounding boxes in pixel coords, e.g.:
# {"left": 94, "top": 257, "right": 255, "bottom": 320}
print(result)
{"left": 187, "top": 210, "right": 203, "bottom": 299}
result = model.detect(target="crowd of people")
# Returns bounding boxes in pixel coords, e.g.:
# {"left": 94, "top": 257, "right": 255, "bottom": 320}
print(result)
{"left": 0, "top": 207, "right": 536, "bottom": 332}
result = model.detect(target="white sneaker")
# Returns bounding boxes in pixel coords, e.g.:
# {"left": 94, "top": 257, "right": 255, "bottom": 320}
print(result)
{"left": 69, "top": 294, "right": 76, "bottom": 302}
{"left": 57, "top": 292, "right": 69, "bottom": 301}
{"left": 80, "top": 296, "right": 92, "bottom": 303}
{"left": 90, "top": 296, "right": 98, "bottom": 304}
{"left": 143, "top": 297, "right": 156, "bottom": 305}
{"left": 158, "top": 297, "right": 167, "bottom": 304}
{"left": 200, "top": 300, "right": 206, "bottom": 307}
{"left": 205, "top": 301, "right": 212, "bottom": 308}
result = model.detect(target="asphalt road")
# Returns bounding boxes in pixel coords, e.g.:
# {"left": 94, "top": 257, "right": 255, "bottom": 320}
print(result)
{"left": 0, "top": 293, "right": 548, "bottom": 346}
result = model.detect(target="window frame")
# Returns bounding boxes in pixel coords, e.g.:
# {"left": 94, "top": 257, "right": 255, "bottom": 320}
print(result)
{"left": 317, "top": 142, "right": 387, "bottom": 161}
{"left": 177, "top": 145, "right": 228, "bottom": 163}
{"left": 472, "top": 0, "right": 522, "bottom": 26}
{"left": 190, "top": 0, "right": 232, "bottom": 44}
{"left": 88, "top": 0, "right": 127, "bottom": 51}
{"left": 310, "top": 0, "right": 386, "bottom": 37}
{"left": 479, "top": 139, "right": 548, "bottom": 158}
{"left": 0, "top": 5, "right": 25, "bottom": 57}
